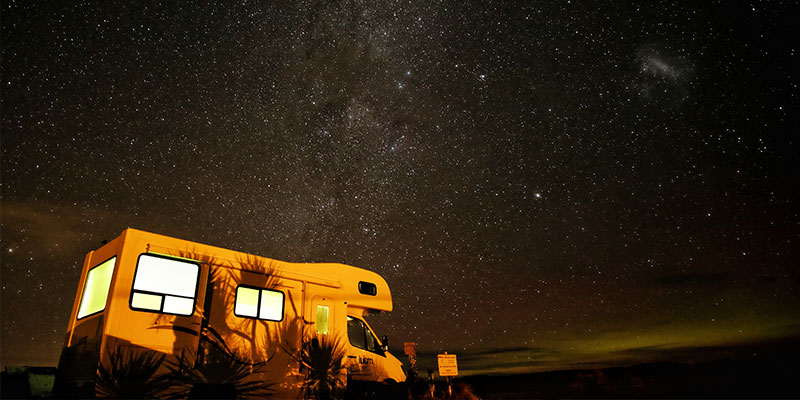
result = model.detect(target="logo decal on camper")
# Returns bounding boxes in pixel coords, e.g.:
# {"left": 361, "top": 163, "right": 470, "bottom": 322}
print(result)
{"left": 358, "top": 356, "right": 374, "bottom": 365}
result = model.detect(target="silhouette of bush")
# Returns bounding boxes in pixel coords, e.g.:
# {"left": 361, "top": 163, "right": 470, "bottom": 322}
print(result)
{"left": 162, "top": 341, "right": 275, "bottom": 399}
{"left": 407, "top": 377, "right": 434, "bottom": 400}
{"left": 95, "top": 347, "right": 171, "bottom": 398}
{"left": 298, "top": 335, "right": 346, "bottom": 400}
{"left": 443, "top": 381, "right": 479, "bottom": 400}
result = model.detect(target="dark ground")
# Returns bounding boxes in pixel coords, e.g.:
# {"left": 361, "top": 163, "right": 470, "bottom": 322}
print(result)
{"left": 457, "top": 352, "right": 799, "bottom": 399}
{"left": 3, "top": 343, "right": 798, "bottom": 399}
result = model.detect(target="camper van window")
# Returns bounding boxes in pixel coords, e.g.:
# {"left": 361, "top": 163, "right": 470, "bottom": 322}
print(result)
{"left": 347, "top": 316, "right": 381, "bottom": 353}
{"left": 347, "top": 317, "right": 366, "bottom": 349}
{"left": 129, "top": 254, "right": 200, "bottom": 316}
{"left": 316, "top": 305, "right": 329, "bottom": 334}
{"left": 77, "top": 257, "right": 117, "bottom": 319}
{"left": 234, "top": 285, "right": 284, "bottom": 321}
{"left": 358, "top": 281, "right": 377, "bottom": 296}
{"left": 364, "top": 327, "right": 379, "bottom": 352}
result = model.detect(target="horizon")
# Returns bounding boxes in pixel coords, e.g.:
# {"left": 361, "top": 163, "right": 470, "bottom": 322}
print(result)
{"left": 4, "top": 334, "right": 798, "bottom": 377}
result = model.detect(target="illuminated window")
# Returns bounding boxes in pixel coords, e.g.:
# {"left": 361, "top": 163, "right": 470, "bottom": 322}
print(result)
{"left": 234, "top": 286, "right": 284, "bottom": 321}
{"left": 77, "top": 257, "right": 116, "bottom": 319}
{"left": 316, "top": 305, "right": 329, "bottom": 334}
{"left": 358, "top": 281, "right": 377, "bottom": 296}
{"left": 130, "top": 254, "right": 199, "bottom": 316}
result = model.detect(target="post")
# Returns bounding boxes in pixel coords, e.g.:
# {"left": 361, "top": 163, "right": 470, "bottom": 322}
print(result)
{"left": 428, "top": 370, "right": 435, "bottom": 398}
{"left": 437, "top": 351, "right": 458, "bottom": 397}
{"left": 403, "top": 342, "right": 417, "bottom": 379}
{"left": 447, "top": 376, "right": 452, "bottom": 397}
{"left": 444, "top": 352, "right": 452, "bottom": 397}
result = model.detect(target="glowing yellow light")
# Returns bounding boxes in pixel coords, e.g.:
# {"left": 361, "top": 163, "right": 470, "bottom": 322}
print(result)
{"left": 316, "top": 305, "right": 329, "bottom": 334}
{"left": 163, "top": 295, "right": 194, "bottom": 315}
{"left": 133, "top": 254, "right": 198, "bottom": 297}
{"left": 77, "top": 257, "right": 116, "bottom": 319}
{"left": 131, "top": 292, "right": 162, "bottom": 311}
{"left": 259, "top": 289, "right": 283, "bottom": 321}
{"left": 235, "top": 286, "right": 259, "bottom": 317}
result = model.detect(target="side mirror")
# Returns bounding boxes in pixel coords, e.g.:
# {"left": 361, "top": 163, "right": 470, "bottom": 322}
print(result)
{"left": 381, "top": 335, "right": 389, "bottom": 352}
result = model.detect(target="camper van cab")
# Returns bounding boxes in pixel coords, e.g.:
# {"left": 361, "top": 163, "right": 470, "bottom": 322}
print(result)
{"left": 55, "top": 228, "right": 405, "bottom": 397}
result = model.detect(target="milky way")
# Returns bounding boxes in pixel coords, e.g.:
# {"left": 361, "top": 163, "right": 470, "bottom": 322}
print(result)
{"left": 1, "top": 1, "right": 797, "bottom": 374}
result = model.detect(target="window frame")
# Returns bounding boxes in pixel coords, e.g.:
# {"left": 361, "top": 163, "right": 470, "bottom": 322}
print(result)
{"left": 233, "top": 284, "right": 285, "bottom": 322}
{"left": 128, "top": 253, "right": 201, "bottom": 316}
{"left": 77, "top": 256, "right": 118, "bottom": 320}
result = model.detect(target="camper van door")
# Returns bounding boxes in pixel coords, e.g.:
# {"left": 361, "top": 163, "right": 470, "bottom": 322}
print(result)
{"left": 346, "top": 316, "right": 391, "bottom": 381}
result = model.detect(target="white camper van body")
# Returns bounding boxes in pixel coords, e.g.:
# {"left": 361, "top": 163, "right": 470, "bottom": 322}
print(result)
{"left": 55, "top": 228, "right": 405, "bottom": 397}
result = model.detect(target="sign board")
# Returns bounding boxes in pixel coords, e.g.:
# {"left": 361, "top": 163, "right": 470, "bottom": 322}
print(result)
{"left": 404, "top": 342, "right": 417, "bottom": 358}
{"left": 437, "top": 353, "right": 458, "bottom": 376}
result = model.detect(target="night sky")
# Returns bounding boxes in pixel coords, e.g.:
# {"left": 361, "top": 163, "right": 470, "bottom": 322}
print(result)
{"left": 1, "top": 1, "right": 798, "bottom": 375}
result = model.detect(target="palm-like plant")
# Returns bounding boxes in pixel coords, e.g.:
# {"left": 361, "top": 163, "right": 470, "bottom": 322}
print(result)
{"left": 298, "top": 335, "right": 347, "bottom": 400}
{"left": 162, "top": 341, "right": 275, "bottom": 399}
{"left": 95, "top": 346, "right": 171, "bottom": 398}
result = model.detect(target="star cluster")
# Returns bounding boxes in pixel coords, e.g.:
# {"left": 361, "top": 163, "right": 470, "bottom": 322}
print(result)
{"left": 1, "top": 1, "right": 798, "bottom": 373}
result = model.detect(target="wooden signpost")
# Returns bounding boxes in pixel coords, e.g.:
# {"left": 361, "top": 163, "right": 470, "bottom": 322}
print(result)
{"left": 404, "top": 342, "right": 418, "bottom": 378}
{"left": 437, "top": 353, "right": 458, "bottom": 376}
{"left": 437, "top": 353, "right": 458, "bottom": 396}
{"left": 404, "top": 342, "right": 417, "bottom": 358}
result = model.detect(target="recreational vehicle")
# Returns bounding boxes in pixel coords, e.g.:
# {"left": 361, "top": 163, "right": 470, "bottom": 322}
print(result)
{"left": 54, "top": 228, "right": 405, "bottom": 398}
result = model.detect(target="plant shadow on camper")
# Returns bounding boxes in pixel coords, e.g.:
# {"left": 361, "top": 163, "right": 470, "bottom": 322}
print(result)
{"left": 52, "top": 228, "right": 406, "bottom": 399}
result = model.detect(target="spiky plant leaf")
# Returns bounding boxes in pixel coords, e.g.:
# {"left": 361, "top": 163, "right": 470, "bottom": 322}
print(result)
{"left": 162, "top": 340, "right": 275, "bottom": 399}
{"left": 95, "top": 347, "right": 171, "bottom": 399}
{"left": 299, "top": 335, "right": 347, "bottom": 400}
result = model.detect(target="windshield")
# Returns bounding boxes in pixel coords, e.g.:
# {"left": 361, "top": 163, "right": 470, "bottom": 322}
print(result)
{"left": 347, "top": 316, "right": 381, "bottom": 353}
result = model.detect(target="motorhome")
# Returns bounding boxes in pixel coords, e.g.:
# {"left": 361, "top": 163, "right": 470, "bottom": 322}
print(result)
{"left": 54, "top": 228, "right": 405, "bottom": 398}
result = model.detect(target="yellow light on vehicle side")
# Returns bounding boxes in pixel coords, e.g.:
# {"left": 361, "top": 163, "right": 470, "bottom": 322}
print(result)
{"left": 163, "top": 295, "right": 194, "bottom": 315}
{"left": 77, "top": 257, "right": 116, "bottom": 319}
{"left": 259, "top": 289, "right": 283, "bottom": 321}
{"left": 133, "top": 255, "right": 198, "bottom": 297}
{"left": 316, "top": 305, "right": 329, "bottom": 334}
{"left": 235, "top": 286, "right": 259, "bottom": 317}
{"left": 131, "top": 292, "right": 162, "bottom": 311}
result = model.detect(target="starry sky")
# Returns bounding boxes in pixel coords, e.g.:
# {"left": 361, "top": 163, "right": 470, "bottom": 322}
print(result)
{"left": 1, "top": 1, "right": 798, "bottom": 375}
